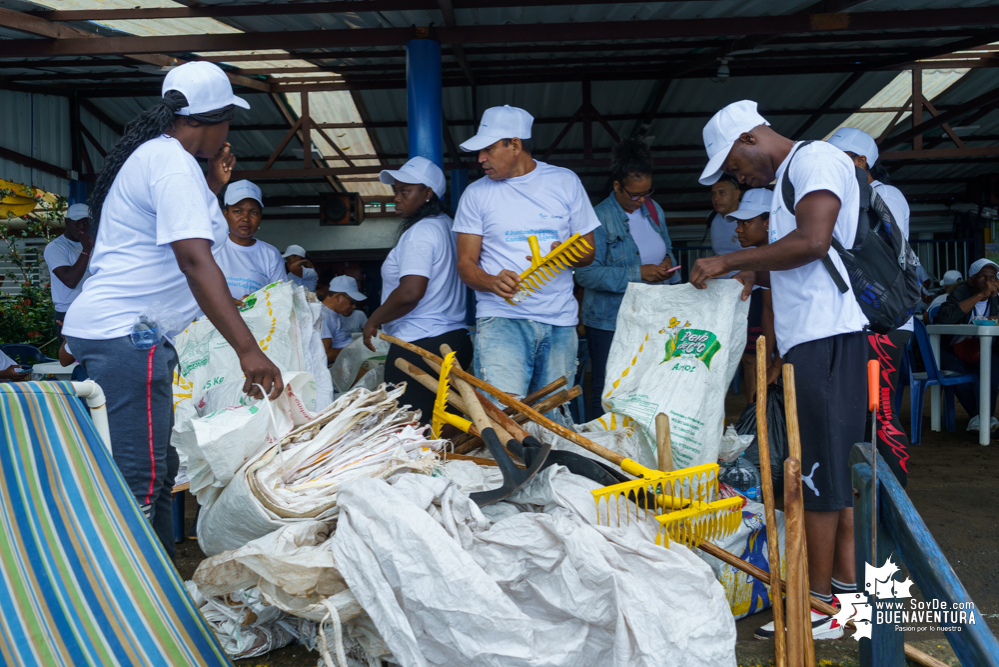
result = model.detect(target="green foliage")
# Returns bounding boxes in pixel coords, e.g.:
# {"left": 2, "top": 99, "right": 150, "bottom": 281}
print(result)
{"left": 0, "top": 185, "right": 66, "bottom": 358}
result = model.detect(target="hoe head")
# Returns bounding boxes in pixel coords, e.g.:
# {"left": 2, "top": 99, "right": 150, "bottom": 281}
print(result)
{"left": 431, "top": 352, "right": 472, "bottom": 438}
{"left": 469, "top": 429, "right": 552, "bottom": 507}
{"left": 591, "top": 461, "right": 742, "bottom": 548}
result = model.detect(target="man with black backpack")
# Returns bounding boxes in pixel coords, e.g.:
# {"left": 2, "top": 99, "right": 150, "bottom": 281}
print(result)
{"left": 689, "top": 100, "right": 869, "bottom": 641}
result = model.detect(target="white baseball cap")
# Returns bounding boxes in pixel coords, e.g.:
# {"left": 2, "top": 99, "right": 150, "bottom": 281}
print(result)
{"left": 969, "top": 258, "right": 999, "bottom": 277}
{"left": 329, "top": 275, "right": 366, "bottom": 302}
{"left": 699, "top": 100, "right": 771, "bottom": 186}
{"left": 66, "top": 203, "right": 89, "bottom": 221}
{"left": 460, "top": 105, "right": 534, "bottom": 152}
{"left": 379, "top": 156, "right": 446, "bottom": 198}
{"left": 162, "top": 61, "right": 250, "bottom": 116}
{"left": 828, "top": 127, "right": 879, "bottom": 167}
{"left": 942, "top": 269, "right": 963, "bottom": 286}
{"left": 282, "top": 244, "right": 307, "bottom": 258}
{"left": 725, "top": 188, "right": 771, "bottom": 222}
{"left": 224, "top": 180, "right": 263, "bottom": 208}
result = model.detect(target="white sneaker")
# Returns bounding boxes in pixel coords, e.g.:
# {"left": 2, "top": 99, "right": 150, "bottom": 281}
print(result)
{"left": 754, "top": 608, "right": 845, "bottom": 641}
{"left": 991, "top": 417, "right": 999, "bottom": 434}
{"left": 968, "top": 415, "right": 981, "bottom": 432}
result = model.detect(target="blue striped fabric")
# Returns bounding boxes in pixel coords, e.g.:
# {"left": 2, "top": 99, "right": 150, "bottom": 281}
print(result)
{"left": 0, "top": 381, "right": 230, "bottom": 666}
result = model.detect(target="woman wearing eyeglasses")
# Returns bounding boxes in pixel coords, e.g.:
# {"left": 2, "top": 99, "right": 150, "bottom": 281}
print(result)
{"left": 575, "top": 138, "right": 678, "bottom": 421}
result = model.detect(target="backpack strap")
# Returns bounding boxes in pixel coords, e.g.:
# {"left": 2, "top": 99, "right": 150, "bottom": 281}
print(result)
{"left": 644, "top": 199, "right": 661, "bottom": 230}
{"left": 700, "top": 210, "right": 716, "bottom": 243}
{"left": 780, "top": 141, "right": 849, "bottom": 294}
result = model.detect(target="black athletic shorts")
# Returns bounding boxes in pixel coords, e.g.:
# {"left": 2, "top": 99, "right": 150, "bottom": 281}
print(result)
{"left": 784, "top": 331, "right": 867, "bottom": 512}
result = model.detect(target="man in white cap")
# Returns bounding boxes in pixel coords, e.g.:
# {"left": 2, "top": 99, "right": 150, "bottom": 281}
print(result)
{"left": 928, "top": 270, "right": 964, "bottom": 313}
{"left": 689, "top": 100, "right": 866, "bottom": 639}
{"left": 283, "top": 243, "right": 318, "bottom": 292}
{"left": 828, "top": 127, "right": 914, "bottom": 485}
{"left": 45, "top": 202, "right": 93, "bottom": 339}
{"left": 320, "top": 274, "right": 366, "bottom": 364}
{"left": 213, "top": 180, "right": 285, "bottom": 301}
{"left": 453, "top": 105, "right": 600, "bottom": 400}
{"left": 937, "top": 258, "right": 999, "bottom": 434}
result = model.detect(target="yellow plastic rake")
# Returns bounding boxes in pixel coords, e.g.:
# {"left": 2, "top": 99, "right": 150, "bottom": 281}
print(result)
{"left": 431, "top": 352, "right": 473, "bottom": 438}
{"left": 505, "top": 233, "right": 594, "bottom": 305}
{"left": 592, "top": 462, "right": 743, "bottom": 549}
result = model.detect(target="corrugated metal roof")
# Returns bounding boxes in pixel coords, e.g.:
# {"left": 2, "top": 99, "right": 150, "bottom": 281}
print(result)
{"left": 0, "top": 89, "right": 70, "bottom": 195}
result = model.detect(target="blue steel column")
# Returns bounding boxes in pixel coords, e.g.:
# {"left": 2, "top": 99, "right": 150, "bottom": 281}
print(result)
{"left": 406, "top": 39, "right": 444, "bottom": 169}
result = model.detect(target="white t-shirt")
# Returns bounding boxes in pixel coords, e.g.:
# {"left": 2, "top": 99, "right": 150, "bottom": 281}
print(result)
{"left": 871, "top": 180, "right": 913, "bottom": 333}
{"left": 321, "top": 306, "right": 352, "bottom": 349}
{"left": 342, "top": 309, "right": 368, "bottom": 333}
{"left": 381, "top": 214, "right": 467, "bottom": 342}
{"left": 452, "top": 161, "right": 601, "bottom": 326}
{"left": 627, "top": 208, "right": 667, "bottom": 266}
{"left": 710, "top": 212, "right": 743, "bottom": 256}
{"left": 973, "top": 300, "right": 989, "bottom": 319}
{"left": 44, "top": 235, "right": 91, "bottom": 312}
{"left": 213, "top": 237, "right": 286, "bottom": 299}
{"left": 768, "top": 141, "right": 868, "bottom": 356}
{"left": 63, "top": 136, "right": 227, "bottom": 341}
{"left": 0, "top": 349, "right": 15, "bottom": 372}
{"left": 288, "top": 266, "right": 318, "bottom": 292}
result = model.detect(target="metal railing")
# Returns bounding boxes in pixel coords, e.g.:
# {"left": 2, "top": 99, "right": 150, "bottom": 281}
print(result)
{"left": 672, "top": 245, "right": 714, "bottom": 283}
{"left": 909, "top": 239, "right": 974, "bottom": 283}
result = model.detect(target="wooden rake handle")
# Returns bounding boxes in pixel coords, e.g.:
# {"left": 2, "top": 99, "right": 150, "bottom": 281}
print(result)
{"left": 380, "top": 333, "right": 627, "bottom": 466}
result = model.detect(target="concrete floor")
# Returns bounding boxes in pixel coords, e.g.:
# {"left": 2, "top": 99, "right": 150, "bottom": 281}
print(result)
{"left": 175, "top": 385, "right": 999, "bottom": 666}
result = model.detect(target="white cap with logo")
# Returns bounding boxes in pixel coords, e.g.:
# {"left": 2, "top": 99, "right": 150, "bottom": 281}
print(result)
{"left": 329, "top": 275, "right": 367, "bottom": 302}
{"left": 699, "top": 100, "right": 771, "bottom": 186}
{"left": 282, "top": 244, "right": 307, "bottom": 258}
{"left": 379, "top": 156, "right": 446, "bottom": 198}
{"left": 941, "top": 269, "right": 963, "bottom": 286}
{"left": 827, "top": 127, "right": 879, "bottom": 167}
{"left": 162, "top": 61, "right": 250, "bottom": 116}
{"left": 969, "top": 258, "right": 999, "bottom": 277}
{"left": 66, "top": 203, "right": 90, "bottom": 221}
{"left": 725, "top": 188, "right": 771, "bottom": 222}
{"left": 224, "top": 180, "right": 263, "bottom": 208}
{"left": 460, "top": 105, "right": 534, "bottom": 152}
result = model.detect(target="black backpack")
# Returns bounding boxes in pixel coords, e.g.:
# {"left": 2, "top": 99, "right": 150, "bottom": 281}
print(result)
{"left": 780, "top": 141, "right": 922, "bottom": 334}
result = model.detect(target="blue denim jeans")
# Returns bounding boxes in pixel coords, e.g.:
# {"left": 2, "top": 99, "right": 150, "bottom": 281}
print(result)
{"left": 473, "top": 317, "right": 578, "bottom": 399}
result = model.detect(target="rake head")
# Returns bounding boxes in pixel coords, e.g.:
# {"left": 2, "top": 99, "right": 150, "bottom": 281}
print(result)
{"left": 430, "top": 352, "right": 472, "bottom": 438}
{"left": 506, "top": 233, "right": 594, "bottom": 305}
{"left": 591, "top": 462, "right": 742, "bottom": 548}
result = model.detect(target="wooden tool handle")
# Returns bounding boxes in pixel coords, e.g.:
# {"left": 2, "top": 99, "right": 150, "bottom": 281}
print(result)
{"left": 655, "top": 413, "right": 674, "bottom": 472}
{"left": 784, "top": 456, "right": 804, "bottom": 667}
{"left": 755, "top": 336, "right": 786, "bottom": 667}
{"left": 452, "top": 388, "right": 576, "bottom": 454}
{"left": 380, "top": 333, "right": 628, "bottom": 466}
{"left": 782, "top": 363, "right": 802, "bottom": 462}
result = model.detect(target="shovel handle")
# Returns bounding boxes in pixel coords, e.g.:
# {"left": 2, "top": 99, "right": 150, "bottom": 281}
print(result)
{"left": 868, "top": 359, "right": 880, "bottom": 412}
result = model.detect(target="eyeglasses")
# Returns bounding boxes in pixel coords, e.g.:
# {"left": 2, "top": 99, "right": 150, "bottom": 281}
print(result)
{"left": 621, "top": 185, "right": 655, "bottom": 201}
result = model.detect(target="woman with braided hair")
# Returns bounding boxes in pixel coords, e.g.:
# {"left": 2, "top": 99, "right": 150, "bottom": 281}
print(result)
{"left": 63, "top": 62, "right": 283, "bottom": 556}
{"left": 575, "top": 137, "right": 678, "bottom": 421}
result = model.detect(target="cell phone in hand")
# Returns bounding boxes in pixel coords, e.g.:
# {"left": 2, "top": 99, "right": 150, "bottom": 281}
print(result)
{"left": 664, "top": 264, "right": 682, "bottom": 274}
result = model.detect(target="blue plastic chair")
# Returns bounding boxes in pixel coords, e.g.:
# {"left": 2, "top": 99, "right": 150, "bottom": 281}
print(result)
{"left": 0, "top": 343, "right": 56, "bottom": 366}
{"left": 909, "top": 319, "right": 979, "bottom": 444}
{"left": 927, "top": 303, "right": 942, "bottom": 324}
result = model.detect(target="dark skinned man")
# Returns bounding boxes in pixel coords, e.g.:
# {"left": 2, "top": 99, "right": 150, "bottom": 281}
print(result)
{"left": 690, "top": 100, "right": 868, "bottom": 640}
{"left": 45, "top": 203, "right": 93, "bottom": 340}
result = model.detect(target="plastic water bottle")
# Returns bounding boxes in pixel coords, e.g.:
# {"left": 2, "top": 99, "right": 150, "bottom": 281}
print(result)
{"left": 130, "top": 321, "right": 158, "bottom": 350}
{"left": 720, "top": 454, "right": 763, "bottom": 502}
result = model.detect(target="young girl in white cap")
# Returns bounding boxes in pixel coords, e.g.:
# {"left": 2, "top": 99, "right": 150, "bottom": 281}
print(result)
{"left": 363, "top": 156, "right": 469, "bottom": 425}
{"left": 62, "top": 62, "right": 283, "bottom": 557}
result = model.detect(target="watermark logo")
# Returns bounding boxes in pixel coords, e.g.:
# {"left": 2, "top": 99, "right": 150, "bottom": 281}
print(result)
{"left": 834, "top": 554, "right": 977, "bottom": 641}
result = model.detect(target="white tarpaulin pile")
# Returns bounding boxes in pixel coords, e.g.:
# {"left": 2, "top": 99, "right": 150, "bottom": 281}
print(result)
{"left": 604, "top": 281, "right": 749, "bottom": 469}
{"left": 332, "top": 464, "right": 738, "bottom": 667}
{"left": 198, "top": 384, "right": 445, "bottom": 556}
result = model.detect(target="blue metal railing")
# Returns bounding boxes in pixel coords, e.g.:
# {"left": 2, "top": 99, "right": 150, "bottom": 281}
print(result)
{"left": 851, "top": 443, "right": 999, "bottom": 666}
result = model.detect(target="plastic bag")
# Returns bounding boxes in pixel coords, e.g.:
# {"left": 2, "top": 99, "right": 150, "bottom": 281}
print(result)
{"left": 330, "top": 336, "right": 389, "bottom": 393}
{"left": 735, "top": 379, "right": 788, "bottom": 486}
{"left": 717, "top": 424, "right": 754, "bottom": 463}
{"left": 603, "top": 281, "right": 749, "bottom": 468}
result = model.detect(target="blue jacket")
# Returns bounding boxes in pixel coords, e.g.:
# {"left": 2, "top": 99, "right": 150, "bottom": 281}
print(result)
{"left": 575, "top": 194, "right": 677, "bottom": 331}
